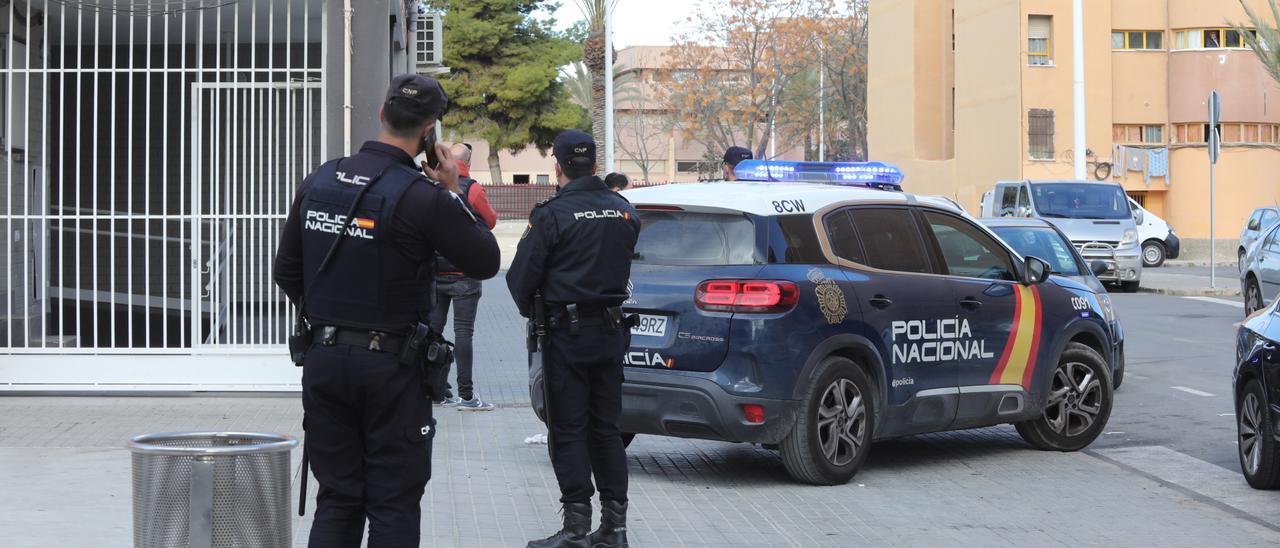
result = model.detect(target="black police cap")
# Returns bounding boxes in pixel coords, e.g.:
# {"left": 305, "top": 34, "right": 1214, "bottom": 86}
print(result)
{"left": 724, "top": 146, "right": 753, "bottom": 167}
{"left": 385, "top": 73, "right": 449, "bottom": 117}
{"left": 553, "top": 130, "right": 596, "bottom": 168}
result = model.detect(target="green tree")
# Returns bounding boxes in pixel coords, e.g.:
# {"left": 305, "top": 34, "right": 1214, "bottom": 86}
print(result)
{"left": 1237, "top": 0, "right": 1280, "bottom": 85}
{"left": 431, "top": 0, "right": 586, "bottom": 184}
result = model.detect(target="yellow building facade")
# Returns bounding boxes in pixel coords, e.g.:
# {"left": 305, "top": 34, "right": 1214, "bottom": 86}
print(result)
{"left": 869, "top": 0, "right": 1280, "bottom": 259}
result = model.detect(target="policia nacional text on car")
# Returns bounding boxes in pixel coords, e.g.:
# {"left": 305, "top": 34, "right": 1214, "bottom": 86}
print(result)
{"left": 273, "top": 74, "right": 500, "bottom": 547}
{"left": 508, "top": 130, "right": 642, "bottom": 548}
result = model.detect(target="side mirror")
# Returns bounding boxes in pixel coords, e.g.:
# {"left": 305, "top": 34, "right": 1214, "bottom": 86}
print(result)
{"left": 1250, "top": 219, "right": 1261, "bottom": 231}
{"left": 1090, "top": 260, "right": 1109, "bottom": 277}
{"left": 1024, "top": 256, "right": 1052, "bottom": 285}
{"left": 1134, "top": 209, "right": 1145, "bottom": 225}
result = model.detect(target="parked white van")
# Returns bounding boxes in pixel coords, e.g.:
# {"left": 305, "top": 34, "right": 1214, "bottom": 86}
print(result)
{"left": 1127, "top": 197, "right": 1180, "bottom": 268}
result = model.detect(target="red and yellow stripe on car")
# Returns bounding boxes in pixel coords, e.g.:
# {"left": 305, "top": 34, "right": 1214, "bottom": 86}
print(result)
{"left": 989, "top": 285, "right": 1043, "bottom": 390}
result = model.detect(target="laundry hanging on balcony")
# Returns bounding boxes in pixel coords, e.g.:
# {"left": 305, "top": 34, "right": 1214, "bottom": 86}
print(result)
{"left": 1146, "top": 147, "right": 1170, "bottom": 186}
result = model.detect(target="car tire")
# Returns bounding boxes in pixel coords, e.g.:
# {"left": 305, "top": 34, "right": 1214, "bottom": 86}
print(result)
{"left": 1245, "top": 278, "right": 1264, "bottom": 316}
{"left": 621, "top": 432, "right": 636, "bottom": 449}
{"left": 1016, "top": 342, "right": 1113, "bottom": 452}
{"left": 780, "top": 356, "right": 874, "bottom": 485}
{"left": 1142, "top": 240, "right": 1166, "bottom": 268}
{"left": 1112, "top": 360, "right": 1125, "bottom": 390}
{"left": 1238, "top": 379, "right": 1280, "bottom": 489}
{"left": 1119, "top": 281, "right": 1141, "bottom": 293}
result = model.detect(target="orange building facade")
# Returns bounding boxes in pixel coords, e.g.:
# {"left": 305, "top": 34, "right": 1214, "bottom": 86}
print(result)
{"left": 869, "top": 0, "right": 1280, "bottom": 259}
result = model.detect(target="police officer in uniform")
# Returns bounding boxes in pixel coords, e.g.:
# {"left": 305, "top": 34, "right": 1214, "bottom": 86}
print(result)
{"left": 722, "top": 145, "right": 753, "bottom": 181}
{"left": 508, "top": 130, "right": 641, "bottom": 548}
{"left": 273, "top": 74, "right": 500, "bottom": 547}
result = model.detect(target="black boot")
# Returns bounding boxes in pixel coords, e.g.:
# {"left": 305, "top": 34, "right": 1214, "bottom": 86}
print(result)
{"left": 588, "top": 500, "right": 628, "bottom": 548}
{"left": 527, "top": 502, "right": 592, "bottom": 548}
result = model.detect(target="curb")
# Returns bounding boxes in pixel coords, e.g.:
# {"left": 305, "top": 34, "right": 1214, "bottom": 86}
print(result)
{"left": 1136, "top": 286, "right": 1241, "bottom": 297}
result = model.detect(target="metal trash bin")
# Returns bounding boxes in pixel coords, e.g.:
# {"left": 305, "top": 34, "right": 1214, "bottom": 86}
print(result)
{"left": 128, "top": 432, "right": 299, "bottom": 548}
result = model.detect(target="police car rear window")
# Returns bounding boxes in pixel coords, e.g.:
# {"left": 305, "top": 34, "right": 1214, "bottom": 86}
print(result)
{"left": 634, "top": 211, "right": 759, "bottom": 266}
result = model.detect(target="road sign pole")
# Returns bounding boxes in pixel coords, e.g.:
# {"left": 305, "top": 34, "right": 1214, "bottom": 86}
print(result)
{"left": 1208, "top": 90, "right": 1220, "bottom": 289}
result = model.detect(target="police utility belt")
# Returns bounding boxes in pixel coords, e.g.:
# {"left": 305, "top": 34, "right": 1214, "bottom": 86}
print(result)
{"left": 295, "top": 322, "right": 452, "bottom": 368}
{"left": 546, "top": 304, "right": 639, "bottom": 334}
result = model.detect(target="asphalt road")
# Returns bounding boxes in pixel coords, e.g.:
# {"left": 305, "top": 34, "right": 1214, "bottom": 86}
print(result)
{"left": 1093, "top": 293, "right": 1246, "bottom": 470}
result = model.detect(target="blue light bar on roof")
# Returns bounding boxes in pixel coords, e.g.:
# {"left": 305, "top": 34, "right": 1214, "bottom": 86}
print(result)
{"left": 733, "top": 160, "right": 905, "bottom": 189}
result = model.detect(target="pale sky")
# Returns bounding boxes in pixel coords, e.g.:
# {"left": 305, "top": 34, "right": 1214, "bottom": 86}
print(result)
{"left": 545, "top": 0, "right": 697, "bottom": 48}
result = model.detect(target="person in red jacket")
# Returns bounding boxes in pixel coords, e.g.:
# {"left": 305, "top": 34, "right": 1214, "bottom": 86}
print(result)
{"left": 430, "top": 143, "right": 499, "bottom": 410}
{"left": 454, "top": 143, "right": 498, "bottom": 229}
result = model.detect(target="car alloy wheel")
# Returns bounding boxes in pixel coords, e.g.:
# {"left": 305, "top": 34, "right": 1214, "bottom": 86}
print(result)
{"left": 1240, "top": 392, "right": 1264, "bottom": 477}
{"left": 817, "top": 378, "right": 867, "bottom": 467}
{"left": 1044, "top": 361, "right": 1104, "bottom": 438}
{"left": 1247, "top": 281, "right": 1264, "bottom": 315}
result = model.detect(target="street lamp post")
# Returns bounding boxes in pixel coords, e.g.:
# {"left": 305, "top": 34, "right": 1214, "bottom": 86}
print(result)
{"left": 604, "top": 2, "right": 615, "bottom": 174}
{"left": 1072, "top": 0, "right": 1086, "bottom": 181}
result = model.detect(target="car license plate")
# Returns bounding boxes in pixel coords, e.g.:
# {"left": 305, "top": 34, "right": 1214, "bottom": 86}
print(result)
{"left": 630, "top": 314, "right": 667, "bottom": 337}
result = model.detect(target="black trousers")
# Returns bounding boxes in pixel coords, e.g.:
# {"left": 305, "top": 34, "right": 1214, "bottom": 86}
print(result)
{"left": 428, "top": 277, "right": 481, "bottom": 400}
{"left": 302, "top": 344, "right": 435, "bottom": 548}
{"left": 545, "top": 325, "right": 629, "bottom": 504}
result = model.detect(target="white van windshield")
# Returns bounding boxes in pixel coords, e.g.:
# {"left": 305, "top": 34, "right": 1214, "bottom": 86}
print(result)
{"left": 1031, "top": 183, "right": 1131, "bottom": 220}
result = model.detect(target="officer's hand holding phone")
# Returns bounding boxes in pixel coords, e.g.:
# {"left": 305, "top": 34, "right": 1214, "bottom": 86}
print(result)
{"left": 420, "top": 139, "right": 461, "bottom": 195}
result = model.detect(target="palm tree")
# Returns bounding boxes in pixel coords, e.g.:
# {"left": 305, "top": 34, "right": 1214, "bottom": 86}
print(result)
{"left": 560, "top": 61, "right": 637, "bottom": 110}
{"left": 572, "top": 0, "right": 620, "bottom": 170}
{"left": 1237, "top": 0, "right": 1280, "bottom": 84}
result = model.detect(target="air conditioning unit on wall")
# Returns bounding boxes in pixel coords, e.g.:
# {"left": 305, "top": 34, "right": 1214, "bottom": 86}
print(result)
{"left": 412, "top": 8, "right": 446, "bottom": 75}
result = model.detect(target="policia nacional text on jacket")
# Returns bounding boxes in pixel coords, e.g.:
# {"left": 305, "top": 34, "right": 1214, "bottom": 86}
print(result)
{"left": 273, "top": 73, "right": 500, "bottom": 547}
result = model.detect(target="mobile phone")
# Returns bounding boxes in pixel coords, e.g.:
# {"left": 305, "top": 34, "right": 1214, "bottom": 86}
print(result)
{"left": 423, "top": 130, "right": 440, "bottom": 170}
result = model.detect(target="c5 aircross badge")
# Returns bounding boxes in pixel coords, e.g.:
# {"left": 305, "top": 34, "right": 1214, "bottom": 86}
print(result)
{"left": 807, "top": 268, "right": 848, "bottom": 324}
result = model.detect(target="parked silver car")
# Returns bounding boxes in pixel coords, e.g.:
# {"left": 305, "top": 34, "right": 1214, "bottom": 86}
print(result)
{"left": 1239, "top": 207, "right": 1280, "bottom": 272}
{"left": 1241, "top": 221, "right": 1280, "bottom": 315}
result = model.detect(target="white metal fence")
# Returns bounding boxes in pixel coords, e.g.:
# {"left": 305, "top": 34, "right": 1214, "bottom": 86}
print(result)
{"left": 2, "top": 0, "right": 325, "bottom": 386}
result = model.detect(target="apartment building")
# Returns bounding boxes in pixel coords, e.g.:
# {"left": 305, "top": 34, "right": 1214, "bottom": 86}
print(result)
{"left": 869, "top": 0, "right": 1280, "bottom": 258}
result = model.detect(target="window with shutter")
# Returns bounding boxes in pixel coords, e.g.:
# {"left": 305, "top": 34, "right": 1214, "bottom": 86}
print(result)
{"left": 1028, "top": 15, "right": 1052, "bottom": 65}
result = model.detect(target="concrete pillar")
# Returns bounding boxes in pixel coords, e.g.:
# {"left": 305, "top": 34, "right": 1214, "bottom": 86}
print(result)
{"left": 325, "top": 1, "right": 410, "bottom": 158}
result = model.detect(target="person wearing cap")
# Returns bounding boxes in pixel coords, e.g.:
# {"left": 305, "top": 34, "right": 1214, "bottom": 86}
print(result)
{"left": 273, "top": 73, "right": 500, "bottom": 547}
{"left": 722, "top": 145, "right": 754, "bottom": 181}
{"left": 507, "top": 130, "right": 641, "bottom": 548}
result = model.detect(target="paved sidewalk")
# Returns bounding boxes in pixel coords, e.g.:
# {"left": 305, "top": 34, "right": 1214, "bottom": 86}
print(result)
{"left": 1140, "top": 265, "right": 1242, "bottom": 297}
{"left": 2, "top": 279, "right": 1279, "bottom": 546}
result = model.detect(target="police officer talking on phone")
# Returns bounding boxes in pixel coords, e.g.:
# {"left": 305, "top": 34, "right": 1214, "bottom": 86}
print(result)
{"left": 273, "top": 73, "right": 500, "bottom": 547}
{"left": 507, "top": 130, "right": 641, "bottom": 548}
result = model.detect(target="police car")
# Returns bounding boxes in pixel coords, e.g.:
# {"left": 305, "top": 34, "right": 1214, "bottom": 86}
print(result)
{"left": 620, "top": 161, "right": 1118, "bottom": 485}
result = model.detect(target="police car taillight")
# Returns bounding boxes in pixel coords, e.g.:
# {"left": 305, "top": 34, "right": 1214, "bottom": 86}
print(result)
{"left": 695, "top": 280, "right": 799, "bottom": 313}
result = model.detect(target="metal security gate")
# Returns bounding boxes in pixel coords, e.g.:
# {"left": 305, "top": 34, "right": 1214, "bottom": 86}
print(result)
{"left": 191, "top": 82, "right": 322, "bottom": 350}
{"left": 1, "top": 0, "right": 326, "bottom": 390}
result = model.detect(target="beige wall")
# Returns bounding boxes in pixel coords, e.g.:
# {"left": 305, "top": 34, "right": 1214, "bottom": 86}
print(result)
{"left": 1169, "top": 0, "right": 1260, "bottom": 29}
{"left": 1165, "top": 147, "right": 1280, "bottom": 241}
{"left": 868, "top": 0, "right": 919, "bottom": 166}
{"left": 952, "top": 0, "right": 1024, "bottom": 208}
{"left": 1169, "top": 50, "right": 1280, "bottom": 123}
